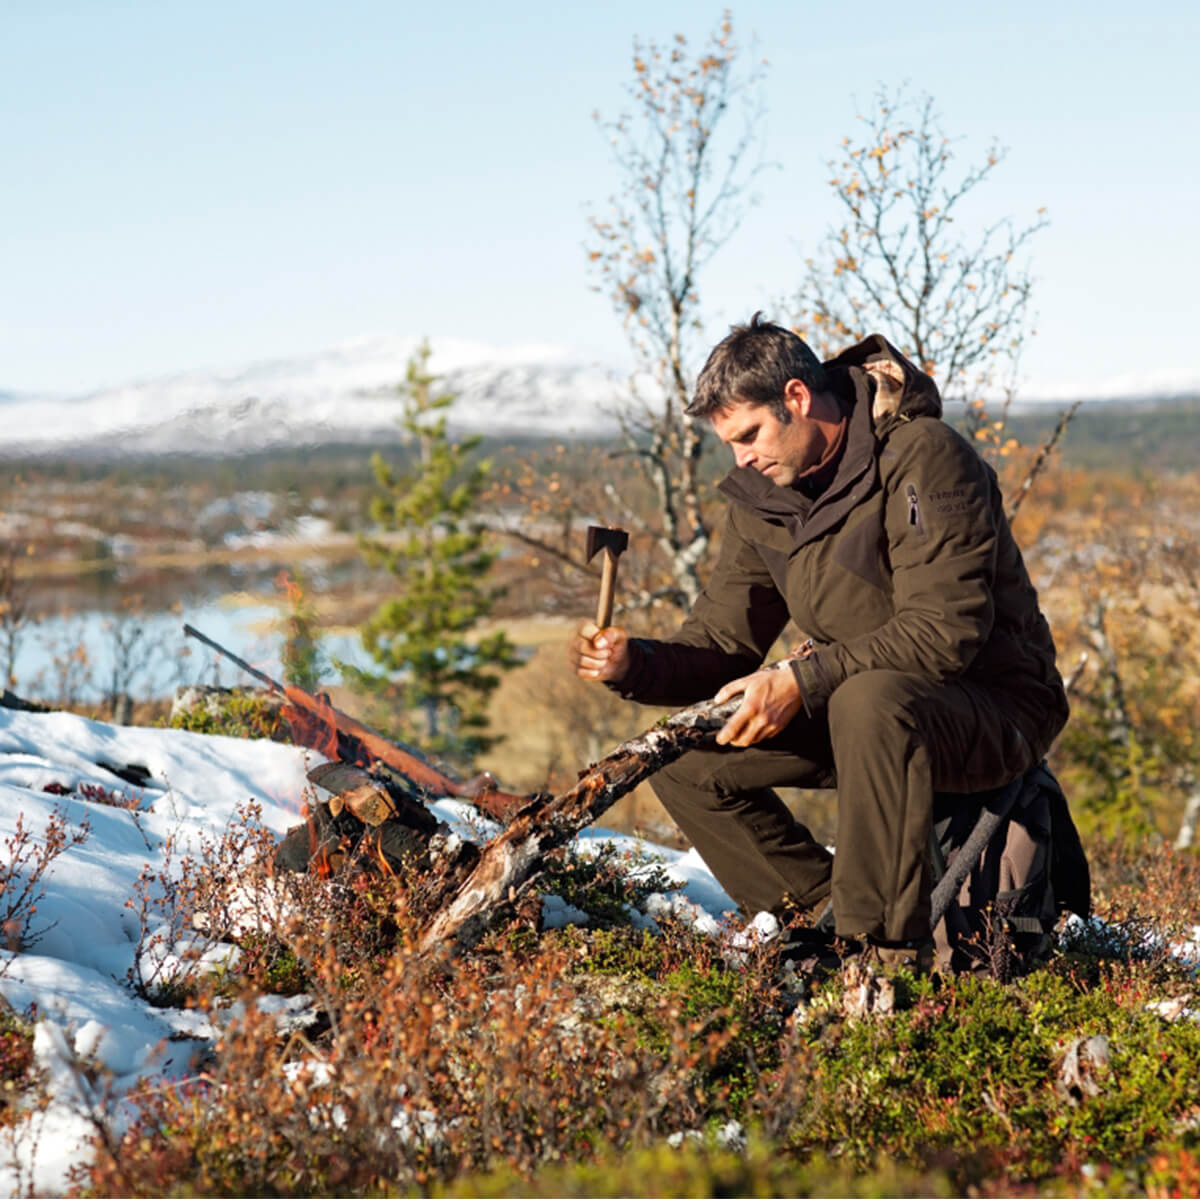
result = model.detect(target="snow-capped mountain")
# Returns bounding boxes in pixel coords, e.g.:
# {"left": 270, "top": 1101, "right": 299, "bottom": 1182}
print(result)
{"left": 0, "top": 337, "right": 633, "bottom": 459}
{"left": 2, "top": 336, "right": 1198, "bottom": 461}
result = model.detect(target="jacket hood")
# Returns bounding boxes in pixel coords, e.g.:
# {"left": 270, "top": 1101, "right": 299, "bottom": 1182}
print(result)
{"left": 824, "top": 334, "right": 942, "bottom": 423}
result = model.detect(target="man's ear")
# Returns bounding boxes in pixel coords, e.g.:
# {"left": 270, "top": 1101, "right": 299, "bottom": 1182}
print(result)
{"left": 783, "top": 378, "right": 812, "bottom": 419}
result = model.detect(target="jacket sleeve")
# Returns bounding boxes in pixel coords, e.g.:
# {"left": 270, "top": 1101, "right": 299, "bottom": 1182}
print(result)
{"left": 609, "top": 509, "right": 790, "bottom": 707}
{"left": 790, "top": 419, "right": 999, "bottom": 712}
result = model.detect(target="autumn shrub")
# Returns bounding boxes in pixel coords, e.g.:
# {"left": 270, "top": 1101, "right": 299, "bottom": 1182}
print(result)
{"left": 0, "top": 806, "right": 90, "bottom": 953}
{"left": 81, "top": 937, "right": 715, "bottom": 1197}
{"left": 1087, "top": 837, "right": 1200, "bottom": 936}
{"left": 0, "top": 810, "right": 79, "bottom": 1122}
{"left": 126, "top": 800, "right": 309, "bottom": 1004}
{"left": 1144, "top": 1146, "right": 1200, "bottom": 1199}
{"left": 80, "top": 812, "right": 744, "bottom": 1195}
{"left": 1023, "top": 469, "right": 1200, "bottom": 841}
{"left": 69, "top": 805, "right": 1200, "bottom": 1198}
{"left": 0, "top": 1002, "right": 38, "bottom": 1125}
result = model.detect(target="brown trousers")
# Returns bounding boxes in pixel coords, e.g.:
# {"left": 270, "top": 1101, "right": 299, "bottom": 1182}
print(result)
{"left": 650, "top": 669, "right": 1039, "bottom": 942}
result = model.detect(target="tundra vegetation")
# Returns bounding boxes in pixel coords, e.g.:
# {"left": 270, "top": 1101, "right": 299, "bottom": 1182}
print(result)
{"left": 20, "top": 792, "right": 1200, "bottom": 1198}
{"left": 0, "top": 10, "right": 1199, "bottom": 1197}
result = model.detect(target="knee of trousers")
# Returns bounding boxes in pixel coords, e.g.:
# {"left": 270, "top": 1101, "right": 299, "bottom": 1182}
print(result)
{"left": 826, "top": 670, "right": 923, "bottom": 752}
{"left": 650, "top": 747, "right": 739, "bottom": 814}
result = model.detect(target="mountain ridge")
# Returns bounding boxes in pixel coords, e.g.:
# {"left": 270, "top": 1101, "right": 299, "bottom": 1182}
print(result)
{"left": 2, "top": 335, "right": 1197, "bottom": 461}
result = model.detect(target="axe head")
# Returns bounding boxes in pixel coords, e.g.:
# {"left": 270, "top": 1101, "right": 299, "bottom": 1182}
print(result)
{"left": 586, "top": 525, "right": 629, "bottom": 562}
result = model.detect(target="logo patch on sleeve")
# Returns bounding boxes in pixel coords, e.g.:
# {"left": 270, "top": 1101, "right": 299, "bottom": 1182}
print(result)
{"left": 929, "top": 486, "right": 972, "bottom": 515}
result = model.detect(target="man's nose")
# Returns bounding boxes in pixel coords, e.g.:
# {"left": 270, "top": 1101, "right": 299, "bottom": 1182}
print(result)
{"left": 733, "top": 444, "right": 755, "bottom": 468}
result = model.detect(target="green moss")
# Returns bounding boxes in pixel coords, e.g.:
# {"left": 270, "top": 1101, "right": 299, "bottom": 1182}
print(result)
{"left": 558, "top": 923, "right": 787, "bottom": 1116}
{"left": 437, "top": 1133, "right": 956, "bottom": 1198}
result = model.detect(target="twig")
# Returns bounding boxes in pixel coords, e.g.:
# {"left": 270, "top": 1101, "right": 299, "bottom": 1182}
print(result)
{"left": 1007, "top": 401, "right": 1081, "bottom": 522}
{"left": 1063, "top": 652, "right": 1090, "bottom": 695}
{"left": 496, "top": 526, "right": 596, "bottom": 576}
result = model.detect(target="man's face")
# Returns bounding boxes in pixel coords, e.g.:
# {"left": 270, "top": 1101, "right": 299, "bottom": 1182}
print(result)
{"left": 709, "top": 388, "right": 823, "bottom": 488}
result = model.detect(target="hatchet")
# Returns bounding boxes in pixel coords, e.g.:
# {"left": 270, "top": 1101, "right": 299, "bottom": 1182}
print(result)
{"left": 585, "top": 525, "right": 629, "bottom": 629}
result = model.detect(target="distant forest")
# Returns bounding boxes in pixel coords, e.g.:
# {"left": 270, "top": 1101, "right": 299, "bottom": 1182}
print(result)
{"left": 1004, "top": 394, "right": 1200, "bottom": 473}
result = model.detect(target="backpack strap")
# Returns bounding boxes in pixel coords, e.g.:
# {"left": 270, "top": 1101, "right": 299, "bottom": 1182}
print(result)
{"left": 929, "top": 773, "right": 1024, "bottom": 930}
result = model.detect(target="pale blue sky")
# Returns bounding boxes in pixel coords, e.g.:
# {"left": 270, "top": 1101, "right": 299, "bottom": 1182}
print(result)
{"left": 2, "top": 0, "right": 1197, "bottom": 395}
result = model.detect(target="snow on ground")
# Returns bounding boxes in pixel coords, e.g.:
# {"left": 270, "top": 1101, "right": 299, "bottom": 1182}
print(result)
{"left": 0, "top": 708, "right": 736, "bottom": 1195}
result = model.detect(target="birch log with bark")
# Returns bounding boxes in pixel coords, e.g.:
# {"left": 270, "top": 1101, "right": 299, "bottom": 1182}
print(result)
{"left": 417, "top": 693, "right": 738, "bottom": 953}
{"left": 415, "top": 659, "right": 799, "bottom": 955}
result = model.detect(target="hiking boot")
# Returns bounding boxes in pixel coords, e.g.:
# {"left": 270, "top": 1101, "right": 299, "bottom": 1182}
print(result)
{"left": 858, "top": 935, "right": 936, "bottom": 974}
{"left": 776, "top": 927, "right": 862, "bottom": 989}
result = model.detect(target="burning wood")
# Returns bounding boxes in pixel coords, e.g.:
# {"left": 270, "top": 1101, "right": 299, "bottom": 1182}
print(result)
{"left": 276, "top": 761, "right": 481, "bottom": 888}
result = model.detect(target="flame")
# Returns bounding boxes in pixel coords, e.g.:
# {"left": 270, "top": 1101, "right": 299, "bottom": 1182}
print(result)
{"left": 283, "top": 685, "right": 346, "bottom": 764}
{"left": 367, "top": 828, "right": 395, "bottom": 878}
{"left": 305, "top": 799, "right": 332, "bottom": 879}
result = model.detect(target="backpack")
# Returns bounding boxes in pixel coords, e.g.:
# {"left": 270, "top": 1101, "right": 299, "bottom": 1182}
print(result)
{"left": 930, "top": 761, "right": 1091, "bottom": 981}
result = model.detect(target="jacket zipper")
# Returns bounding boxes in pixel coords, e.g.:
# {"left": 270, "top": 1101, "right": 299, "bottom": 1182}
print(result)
{"left": 906, "top": 484, "right": 925, "bottom": 535}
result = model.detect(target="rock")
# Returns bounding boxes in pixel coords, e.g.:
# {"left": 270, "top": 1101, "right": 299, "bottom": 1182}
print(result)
{"left": 1146, "top": 995, "right": 1197, "bottom": 1022}
{"left": 1055, "top": 1034, "right": 1111, "bottom": 1104}
{"left": 840, "top": 960, "right": 895, "bottom": 1020}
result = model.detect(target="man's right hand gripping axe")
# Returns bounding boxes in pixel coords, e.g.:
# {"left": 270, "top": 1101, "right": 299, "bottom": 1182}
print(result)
{"left": 570, "top": 525, "right": 630, "bottom": 682}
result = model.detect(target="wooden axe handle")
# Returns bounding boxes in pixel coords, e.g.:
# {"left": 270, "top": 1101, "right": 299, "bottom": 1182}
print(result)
{"left": 595, "top": 550, "right": 618, "bottom": 628}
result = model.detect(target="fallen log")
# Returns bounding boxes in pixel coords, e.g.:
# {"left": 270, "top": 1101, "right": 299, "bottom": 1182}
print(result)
{"left": 416, "top": 688, "right": 745, "bottom": 955}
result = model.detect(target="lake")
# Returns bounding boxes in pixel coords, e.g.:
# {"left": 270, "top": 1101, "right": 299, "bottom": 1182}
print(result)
{"left": 8, "top": 589, "right": 374, "bottom": 707}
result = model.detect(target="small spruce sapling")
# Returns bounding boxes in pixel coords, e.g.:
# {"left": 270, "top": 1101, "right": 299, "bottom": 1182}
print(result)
{"left": 349, "top": 341, "right": 518, "bottom": 763}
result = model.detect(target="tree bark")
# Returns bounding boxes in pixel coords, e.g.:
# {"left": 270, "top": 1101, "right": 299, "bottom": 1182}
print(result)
{"left": 1175, "top": 788, "right": 1200, "bottom": 851}
{"left": 415, "top": 690, "right": 742, "bottom": 955}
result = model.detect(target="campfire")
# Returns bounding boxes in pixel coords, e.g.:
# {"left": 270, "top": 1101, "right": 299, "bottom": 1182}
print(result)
{"left": 185, "top": 623, "right": 742, "bottom": 958}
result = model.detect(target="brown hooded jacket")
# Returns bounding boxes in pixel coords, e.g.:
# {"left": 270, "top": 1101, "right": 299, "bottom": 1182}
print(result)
{"left": 612, "top": 335, "right": 1069, "bottom": 760}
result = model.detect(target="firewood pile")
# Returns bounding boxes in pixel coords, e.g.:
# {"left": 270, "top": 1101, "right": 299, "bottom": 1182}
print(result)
{"left": 273, "top": 691, "right": 750, "bottom": 958}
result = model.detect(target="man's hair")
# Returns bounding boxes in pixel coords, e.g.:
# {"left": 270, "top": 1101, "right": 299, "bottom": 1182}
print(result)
{"left": 688, "top": 312, "right": 829, "bottom": 421}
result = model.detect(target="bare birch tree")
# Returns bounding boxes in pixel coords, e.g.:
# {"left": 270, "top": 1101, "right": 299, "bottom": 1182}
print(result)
{"left": 587, "top": 12, "right": 768, "bottom": 610}
{"left": 500, "top": 13, "right": 767, "bottom": 615}
{"left": 790, "top": 87, "right": 1049, "bottom": 458}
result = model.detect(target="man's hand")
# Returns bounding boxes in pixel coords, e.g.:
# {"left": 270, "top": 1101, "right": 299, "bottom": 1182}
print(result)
{"left": 714, "top": 667, "right": 804, "bottom": 748}
{"left": 568, "top": 621, "right": 631, "bottom": 683}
